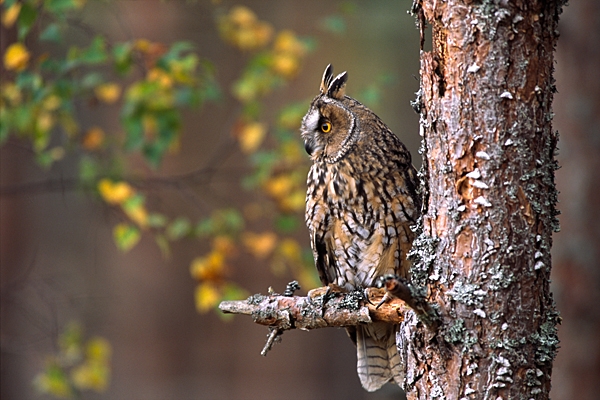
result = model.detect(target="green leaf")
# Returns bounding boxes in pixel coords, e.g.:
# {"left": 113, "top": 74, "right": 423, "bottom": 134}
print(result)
{"left": 79, "top": 156, "right": 98, "bottom": 183}
{"left": 0, "top": 120, "right": 9, "bottom": 143}
{"left": 113, "top": 223, "right": 141, "bottom": 252}
{"left": 319, "top": 15, "right": 346, "bottom": 35}
{"left": 195, "top": 218, "right": 214, "bottom": 237}
{"left": 40, "top": 23, "right": 62, "bottom": 42}
{"left": 359, "top": 85, "right": 381, "bottom": 108}
{"left": 167, "top": 217, "right": 192, "bottom": 240}
{"left": 142, "top": 143, "right": 165, "bottom": 168}
{"left": 17, "top": 2, "right": 38, "bottom": 40}
{"left": 275, "top": 215, "right": 299, "bottom": 234}
{"left": 113, "top": 42, "right": 133, "bottom": 75}
{"left": 147, "top": 213, "right": 168, "bottom": 228}
{"left": 69, "top": 36, "right": 108, "bottom": 66}
{"left": 36, "top": 151, "right": 54, "bottom": 168}
{"left": 158, "top": 41, "right": 195, "bottom": 66}
{"left": 200, "top": 78, "right": 221, "bottom": 102}
{"left": 175, "top": 86, "right": 200, "bottom": 107}
{"left": 16, "top": 70, "right": 43, "bottom": 91}
{"left": 44, "top": 0, "right": 81, "bottom": 14}
{"left": 122, "top": 117, "right": 144, "bottom": 150}
{"left": 122, "top": 194, "right": 144, "bottom": 213}
{"left": 155, "top": 234, "right": 171, "bottom": 258}
{"left": 220, "top": 209, "right": 245, "bottom": 234}
{"left": 81, "top": 72, "right": 104, "bottom": 89}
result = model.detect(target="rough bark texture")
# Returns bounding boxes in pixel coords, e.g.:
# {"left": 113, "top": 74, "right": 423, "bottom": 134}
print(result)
{"left": 402, "top": 1, "right": 563, "bottom": 399}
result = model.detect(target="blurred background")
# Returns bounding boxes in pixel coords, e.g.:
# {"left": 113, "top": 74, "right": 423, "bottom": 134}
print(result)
{"left": 1, "top": 1, "right": 598, "bottom": 399}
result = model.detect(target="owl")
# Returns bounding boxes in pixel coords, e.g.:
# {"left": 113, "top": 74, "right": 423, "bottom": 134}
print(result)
{"left": 301, "top": 65, "right": 421, "bottom": 391}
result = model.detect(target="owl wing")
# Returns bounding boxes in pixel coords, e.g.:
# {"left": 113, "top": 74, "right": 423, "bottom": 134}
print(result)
{"left": 310, "top": 224, "right": 337, "bottom": 286}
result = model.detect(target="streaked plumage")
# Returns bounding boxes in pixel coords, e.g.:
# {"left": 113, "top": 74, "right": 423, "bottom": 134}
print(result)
{"left": 301, "top": 65, "right": 420, "bottom": 391}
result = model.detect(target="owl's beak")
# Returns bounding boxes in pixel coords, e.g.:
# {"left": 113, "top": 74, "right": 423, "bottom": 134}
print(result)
{"left": 304, "top": 138, "right": 316, "bottom": 155}
{"left": 303, "top": 136, "right": 323, "bottom": 156}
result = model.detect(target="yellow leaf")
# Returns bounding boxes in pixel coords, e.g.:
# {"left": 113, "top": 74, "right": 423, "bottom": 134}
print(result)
{"left": 280, "top": 141, "right": 303, "bottom": 163}
{"left": 229, "top": 6, "right": 257, "bottom": 27}
{"left": 190, "top": 250, "right": 226, "bottom": 282}
{"left": 147, "top": 68, "right": 173, "bottom": 88}
{"left": 271, "top": 53, "right": 299, "bottom": 78}
{"left": 134, "top": 39, "right": 152, "bottom": 52}
{"left": 264, "top": 174, "right": 293, "bottom": 198}
{"left": 281, "top": 190, "right": 306, "bottom": 212}
{"left": 142, "top": 114, "right": 158, "bottom": 138}
{"left": 4, "top": 42, "right": 30, "bottom": 71}
{"left": 195, "top": 283, "right": 220, "bottom": 313}
{"left": 238, "top": 121, "right": 267, "bottom": 153}
{"left": 124, "top": 201, "right": 148, "bottom": 228}
{"left": 86, "top": 337, "right": 112, "bottom": 363}
{"left": 242, "top": 231, "right": 277, "bottom": 259}
{"left": 279, "top": 238, "right": 301, "bottom": 261}
{"left": 71, "top": 361, "right": 109, "bottom": 392}
{"left": 82, "top": 126, "right": 105, "bottom": 150}
{"left": 1, "top": 82, "right": 22, "bottom": 104}
{"left": 273, "top": 30, "right": 306, "bottom": 57}
{"left": 219, "top": 6, "right": 273, "bottom": 50}
{"left": 59, "top": 114, "right": 79, "bottom": 136}
{"left": 49, "top": 146, "right": 65, "bottom": 161}
{"left": 98, "top": 179, "right": 134, "bottom": 204}
{"left": 33, "top": 366, "right": 73, "bottom": 398}
{"left": 36, "top": 112, "right": 55, "bottom": 133}
{"left": 2, "top": 2, "right": 21, "bottom": 28}
{"left": 43, "top": 95, "right": 61, "bottom": 111}
{"left": 94, "top": 83, "right": 121, "bottom": 104}
{"left": 297, "top": 267, "right": 321, "bottom": 291}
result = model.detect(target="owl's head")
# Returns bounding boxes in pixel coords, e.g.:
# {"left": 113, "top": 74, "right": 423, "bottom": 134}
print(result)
{"left": 301, "top": 64, "right": 363, "bottom": 163}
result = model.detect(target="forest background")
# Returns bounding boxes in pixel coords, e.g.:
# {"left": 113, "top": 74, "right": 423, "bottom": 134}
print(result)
{"left": 1, "top": 1, "right": 598, "bottom": 399}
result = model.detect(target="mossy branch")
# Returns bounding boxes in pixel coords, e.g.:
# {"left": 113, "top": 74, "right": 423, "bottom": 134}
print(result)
{"left": 219, "top": 286, "right": 410, "bottom": 330}
{"left": 219, "top": 279, "right": 438, "bottom": 356}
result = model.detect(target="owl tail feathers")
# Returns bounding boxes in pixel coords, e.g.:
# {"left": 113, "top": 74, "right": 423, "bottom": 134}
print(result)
{"left": 356, "top": 323, "right": 404, "bottom": 392}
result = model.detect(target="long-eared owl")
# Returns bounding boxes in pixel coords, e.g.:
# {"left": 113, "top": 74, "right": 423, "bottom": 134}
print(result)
{"left": 301, "top": 65, "right": 421, "bottom": 391}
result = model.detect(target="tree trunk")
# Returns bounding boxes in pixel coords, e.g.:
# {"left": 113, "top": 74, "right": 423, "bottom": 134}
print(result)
{"left": 403, "top": 1, "right": 563, "bottom": 399}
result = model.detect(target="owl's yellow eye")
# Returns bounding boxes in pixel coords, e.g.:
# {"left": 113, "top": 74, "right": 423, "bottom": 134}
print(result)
{"left": 320, "top": 121, "right": 332, "bottom": 133}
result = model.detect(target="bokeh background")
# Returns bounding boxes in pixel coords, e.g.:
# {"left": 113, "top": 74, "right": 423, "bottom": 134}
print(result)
{"left": 1, "top": 1, "right": 598, "bottom": 399}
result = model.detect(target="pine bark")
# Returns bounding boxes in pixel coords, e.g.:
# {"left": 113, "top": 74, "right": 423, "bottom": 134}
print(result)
{"left": 403, "top": 1, "right": 563, "bottom": 399}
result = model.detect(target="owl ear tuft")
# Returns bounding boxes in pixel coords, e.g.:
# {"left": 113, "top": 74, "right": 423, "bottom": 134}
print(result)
{"left": 327, "top": 71, "right": 348, "bottom": 99}
{"left": 320, "top": 64, "right": 334, "bottom": 94}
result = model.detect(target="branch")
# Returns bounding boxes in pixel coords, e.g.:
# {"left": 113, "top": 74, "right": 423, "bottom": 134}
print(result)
{"left": 219, "top": 287, "right": 410, "bottom": 330}
{"left": 220, "top": 286, "right": 411, "bottom": 355}
{"left": 219, "top": 278, "right": 438, "bottom": 356}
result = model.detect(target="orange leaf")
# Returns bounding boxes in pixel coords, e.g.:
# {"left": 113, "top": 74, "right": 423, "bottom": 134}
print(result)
{"left": 242, "top": 231, "right": 277, "bottom": 259}
{"left": 4, "top": 43, "right": 30, "bottom": 72}
{"left": 82, "top": 127, "right": 105, "bottom": 150}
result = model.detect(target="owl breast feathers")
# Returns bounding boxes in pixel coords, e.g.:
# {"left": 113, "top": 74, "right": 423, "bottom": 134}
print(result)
{"left": 301, "top": 64, "right": 421, "bottom": 392}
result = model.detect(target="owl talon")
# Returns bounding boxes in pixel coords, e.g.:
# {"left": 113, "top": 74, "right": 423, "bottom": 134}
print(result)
{"left": 375, "top": 292, "right": 393, "bottom": 309}
{"left": 363, "top": 287, "right": 376, "bottom": 306}
{"left": 320, "top": 286, "right": 334, "bottom": 316}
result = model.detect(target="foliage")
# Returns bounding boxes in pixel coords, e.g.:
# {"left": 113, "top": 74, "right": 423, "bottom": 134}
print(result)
{"left": 33, "top": 322, "right": 111, "bottom": 398}
{"left": 0, "top": 1, "right": 372, "bottom": 396}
